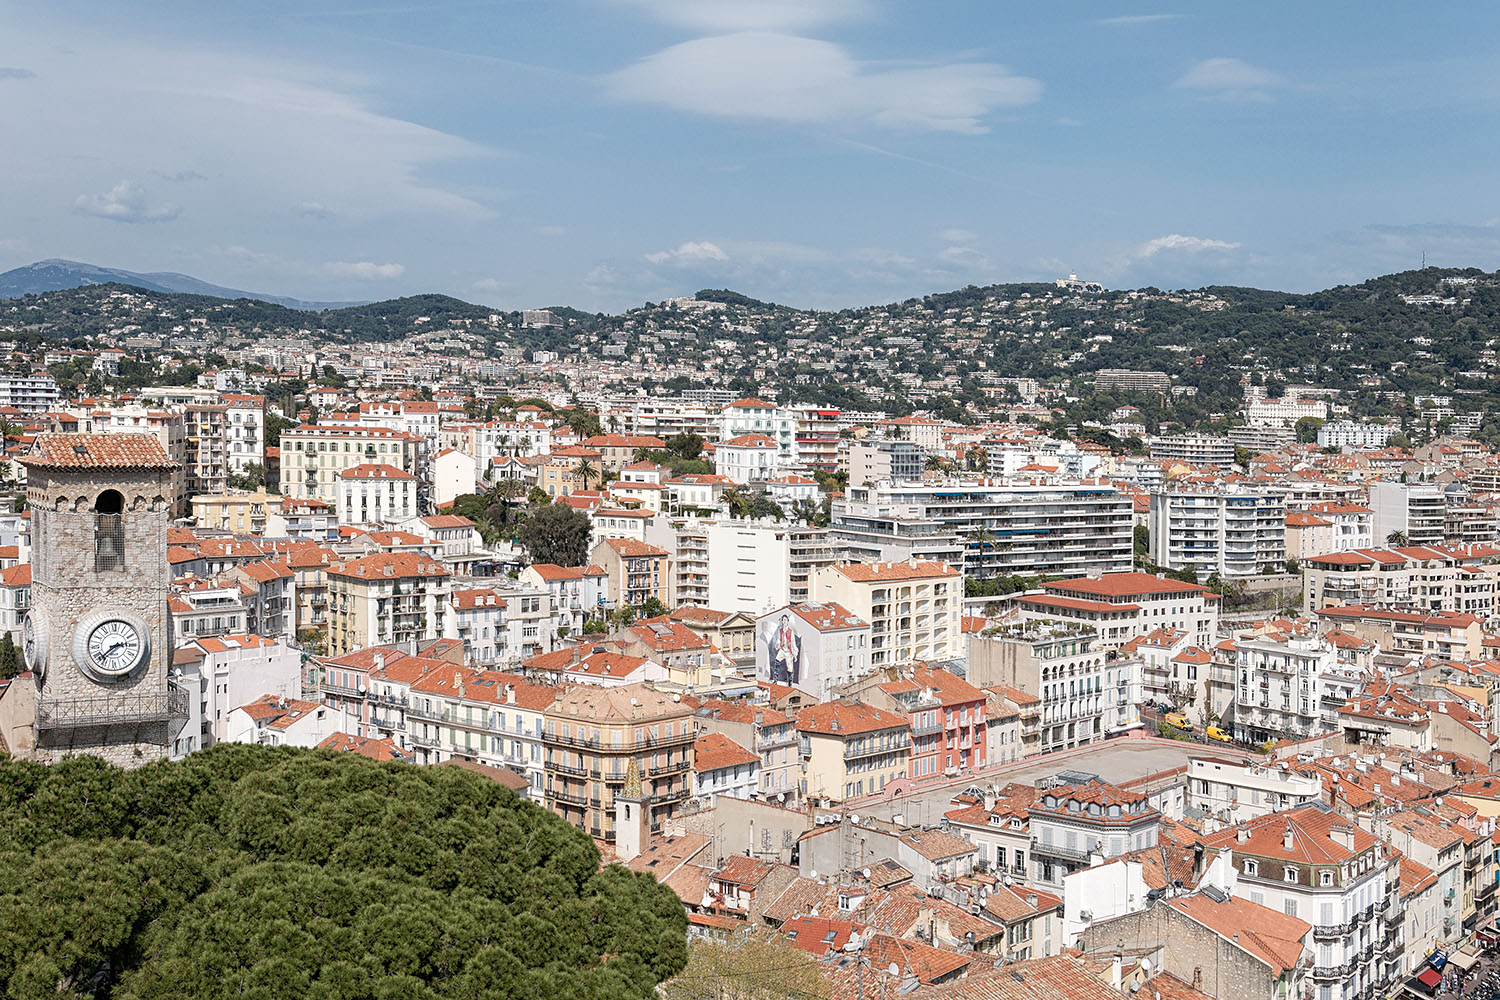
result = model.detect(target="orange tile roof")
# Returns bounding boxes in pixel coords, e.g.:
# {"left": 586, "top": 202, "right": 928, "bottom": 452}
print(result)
{"left": 796, "top": 700, "right": 910, "bottom": 737}
{"left": 693, "top": 732, "right": 759, "bottom": 772}
{"left": 21, "top": 432, "right": 176, "bottom": 470}
{"left": 831, "top": 560, "right": 958, "bottom": 582}
{"left": 329, "top": 552, "right": 449, "bottom": 579}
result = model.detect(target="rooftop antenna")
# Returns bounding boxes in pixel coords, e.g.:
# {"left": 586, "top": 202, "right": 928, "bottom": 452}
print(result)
{"left": 1422, "top": 249, "right": 1427, "bottom": 268}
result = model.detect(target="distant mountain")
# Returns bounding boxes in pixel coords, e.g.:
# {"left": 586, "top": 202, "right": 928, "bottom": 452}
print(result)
{"left": 0, "top": 259, "right": 363, "bottom": 310}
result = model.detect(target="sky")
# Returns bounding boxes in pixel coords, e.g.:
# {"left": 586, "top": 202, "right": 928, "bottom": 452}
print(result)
{"left": 2, "top": 1, "right": 1499, "bottom": 312}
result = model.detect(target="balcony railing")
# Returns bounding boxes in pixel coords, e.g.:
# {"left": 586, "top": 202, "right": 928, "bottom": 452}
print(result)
{"left": 37, "top": 686, "right": 189, "bottom": 730}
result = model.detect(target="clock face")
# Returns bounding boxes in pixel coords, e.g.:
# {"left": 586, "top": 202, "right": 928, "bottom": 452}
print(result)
{"left": 72, "top": 611, "right": 151, "bottom": 682}
{"left": 88, "top": 621, "right": 142, "bottom": 675}
{"left": 21, "top": 612, "right": 45, "bottom": 678}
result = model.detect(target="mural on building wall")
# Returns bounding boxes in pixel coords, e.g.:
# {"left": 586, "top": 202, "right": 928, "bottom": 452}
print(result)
{"left": 762, "top": 613, "right": 803, "bottom": 686}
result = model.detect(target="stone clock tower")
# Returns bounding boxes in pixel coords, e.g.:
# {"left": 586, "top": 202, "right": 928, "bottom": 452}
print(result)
{"left": 0, "top": 434, "right": 183, "bottom": 765}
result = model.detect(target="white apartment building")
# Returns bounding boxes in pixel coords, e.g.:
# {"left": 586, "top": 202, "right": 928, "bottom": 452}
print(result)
{"left": 833, "top": 481, "right": 1134, "bottom": 580}
{"left": 1318, "top": 421, "right": 1395, "bottom": 450}
{"left": 809, "top": 560, "right": 962, "bottom": 667}
{"left": 1245, "top": 396, "right": 1329, "bottom": 427}
{"left": 174, "top": 633, "right": 304, "bottom": 747}
{"left": 1286, "top": 502, "right": 1374, "bottom": 560}
{"left": 518, "top": 564, "right": 608, "bottom": 637}
{"left": 1203, "top": 808, "right": 1402, "bottom": 1000}
{"left": 1015, "top": 571, "right": 1220, "bottom": 650}
{"left": 1301, "top": 543, "right": 1500, "bottom": 617}
{"left": 223, "top": 394, "right": 266, "bottom": 475}
{"left": 0, "top": 375, "right": 60, "bottom": 413}
{"left": 754, "top": 601, "right": 871, "bottom": 702}
{"left": 717, "top": 398, "right": 797, "bottom": 462}
{"left": 1149, "top": 432, "right": 1235, "bottom": 468}
{"left": 1369, "top": 481, "right": 1446, "bottom": 547}
{"left": 338, "top": 463, "right": 418, "bottom": 526}
{"left": 968, "top": 621, "right": 1110, "bottom": 752}
{"left": 282, "top": 425, "right": 420, "bottom": 502}
{"left": 447, "top": 588, "right": 508, "bottom": 664}
{"left": 1185, "top": 756, "right": 1323, "bottom": 825}
{"left": 715, "top": 433, "right": 780, "bottom": 484}
{"left": 1148, "top": 487, "right": 1287, "bottom": 578}
{"left": 1233, "top": 631, "right": 1340, "bottom": 745}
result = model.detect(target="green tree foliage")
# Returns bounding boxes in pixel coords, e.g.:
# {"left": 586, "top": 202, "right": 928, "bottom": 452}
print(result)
{"left": 226, "top": 462, "right": 267, "bottom": 492}
{"left": 0, "top": 634, "right": 16, "bottom": 680}
{"left": 563, "top": 408, "right": 603, "bottom": 439}
{"left": 0, "top": 747, "right": 687, "bottom": 999}
{"left": 662, "top": 934, "right": 828, "bottom": 1000}
{"left": 519, "top": 501, "right": 593, "bottom": 566}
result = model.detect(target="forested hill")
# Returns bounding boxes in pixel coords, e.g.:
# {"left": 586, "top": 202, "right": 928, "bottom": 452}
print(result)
{"left": 4, "top": 267, "right": 1500, "bottom": 433}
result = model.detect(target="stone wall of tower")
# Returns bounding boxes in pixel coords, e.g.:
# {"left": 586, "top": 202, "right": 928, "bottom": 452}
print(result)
{"left": 25, "top": 463, "right": 176, "bottom": 764}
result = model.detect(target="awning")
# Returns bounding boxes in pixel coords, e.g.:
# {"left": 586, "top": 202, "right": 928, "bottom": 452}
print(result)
{"left": 1449, "top": 949, "right": 1479, "bottom": 971}
{"left": 1416, "top": 968, "right": 1441, "bottom": 989}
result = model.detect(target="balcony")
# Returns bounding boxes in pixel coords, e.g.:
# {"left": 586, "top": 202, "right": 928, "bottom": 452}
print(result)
{"left": 1030, "top": 839, "right": 1093, "bottom": 864}
{"left": 648, "top": 758, "right": 691, "bottom": 777}
{"left": 1310, "top": 962, "right": 1355, "bottom": 982}
{"left": 37, "top": 686, "right": 190, "bottom": 730}
{"left": 1312, "top": 921, "right": 1355, "bottom": 939}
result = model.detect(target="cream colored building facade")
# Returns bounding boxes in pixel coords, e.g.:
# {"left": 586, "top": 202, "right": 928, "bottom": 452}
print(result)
{"left": 809, "top": 560, "right": 961, "bottom": 667}
{"left": 326, "top": 552, "right": 452, "bottom": 657}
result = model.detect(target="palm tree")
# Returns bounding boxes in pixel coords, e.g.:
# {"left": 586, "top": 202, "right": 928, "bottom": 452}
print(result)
{"left": 572, "top": 458, "right": 600, "bottom": 492}
{"left": 722, "top": 487, "right": 752, "bottom": 519}
{"left": 1386, "top": 530, "right": 1409, "bottom": 547}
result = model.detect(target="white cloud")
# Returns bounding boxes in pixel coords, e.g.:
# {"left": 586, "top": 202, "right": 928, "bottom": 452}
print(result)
{"left": 939, "top": 227, "right": 978, "bottom": 244}
{"left": 611, "top": 0, "right": 867, "bottom": 32}
{"left": 609, "top": 32, "right": 1041, "bottom": 134}
{"left": 325, "top": 260, "right": 405, "bottom": 279}
{"left": 1137, "top": 233, "right": 1242, "bottom": 257}
{"left": 472, "top": 277, "right": 503, "bottom": 294}
{"left": 1, "top": 22, "right": 492, "bottom": 286}
{"left": 1174, "top": 57, "right": 1285, "bottom": 101}
{"left": 73, "top": 180, "right": 180, "bottom": 223}
{"left": 644, "top": 240, "right": 730, "bottom": 265}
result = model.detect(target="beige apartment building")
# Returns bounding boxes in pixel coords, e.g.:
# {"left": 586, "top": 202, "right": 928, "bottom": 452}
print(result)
{"left": 795, "top": 700, "right": 911, "bottom": 803}
{"left": 809, "top": 560, "right": 961, "bottom": 667}
{"left": 542, "top": 683, "right": 696, "bottom": 841}
{"left": 326, "top": 552, "right": 453, "bottom": 657}
{"left": 281, "top": 425, "right": 420, "bottom": 502}
{"left": 191, "top": 489, "right": 281, "bottom": 535}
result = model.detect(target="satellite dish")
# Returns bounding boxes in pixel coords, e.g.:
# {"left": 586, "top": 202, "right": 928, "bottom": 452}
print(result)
{"left": 862, "top": 867, "right": 871, "bottom": 879}
{"left": 887, "top": 963, "right": 900, "bottom": 977}
{"left": 850, "top": 814, "right": 860, "bottom": 825}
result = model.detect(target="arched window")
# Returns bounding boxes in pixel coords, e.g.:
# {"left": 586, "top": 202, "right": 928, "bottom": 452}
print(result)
{"left": 95, "top": 489, "right": 124, "bottom": 571}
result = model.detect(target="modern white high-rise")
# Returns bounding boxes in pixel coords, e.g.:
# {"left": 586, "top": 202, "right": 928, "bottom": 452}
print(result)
{"left": 1369, "top": 481, "right": 1445, "bottom": 547}
{"left": 1317, "top": 421, "right": 1395, "bottom": 450}
{"left": 1148, "top": 487, "right": 1287, "bottom": 578}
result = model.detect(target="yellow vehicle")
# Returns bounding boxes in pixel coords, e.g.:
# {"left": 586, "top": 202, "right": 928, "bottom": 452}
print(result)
{"left": 1164, "top": 712, "right": 1193, "bottom": 731}
{"left": 1206, "top": 726, "right": 1234, "bottom": 743}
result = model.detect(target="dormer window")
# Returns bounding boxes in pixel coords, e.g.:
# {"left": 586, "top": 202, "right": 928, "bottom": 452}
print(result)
{"left": 1284, "top": 867, "right": 1298, "bottom": 884}
{"left": 1010, "top": 818, "right": 1023, "bottom": 829}
{"left": 1244, "top": 860, "right": 1258, "bottom": 876}
{"left": 1320, "top": 870, "right": 1334, "bottom": 887}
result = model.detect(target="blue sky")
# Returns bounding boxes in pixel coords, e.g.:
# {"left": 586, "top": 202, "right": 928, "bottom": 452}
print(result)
{"left": 3, "top": 1, "right": 1499, "bottom": 311}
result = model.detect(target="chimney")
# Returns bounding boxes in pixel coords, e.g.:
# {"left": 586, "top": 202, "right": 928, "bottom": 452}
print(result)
{"left": 1331, "top": 824, "right": 1356, "bottom": 850}
{"left": 1111, "top": 951, "right": 1123, "bottom": 988}
{"left": 1025, "top": 893, "right": 1038, "bottom": 908}
{"left": 373, "top": 652, "right": 386, "bottom": 672}
{"left": 1283, "top": 826, "right": 1295, "bottom": 851}
{"left": 1236, "top": 825, "right": 1249, "bottom": 844}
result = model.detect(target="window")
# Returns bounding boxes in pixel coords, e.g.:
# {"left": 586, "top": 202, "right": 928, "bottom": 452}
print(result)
{"left": 1320, "top": 870, "right": 1334, "bottom": 887}
{"left": 1284, "top": 867, "right": 1298, "bottom": 884}
{"left": 94, "top": 489, "right": 125, "bottom": 571}
{"left": 1283, "top": 898, "right": 1297, "bottom": 917}
{"left": 1243, "top": 860, "right": 1258, "bottom": 876}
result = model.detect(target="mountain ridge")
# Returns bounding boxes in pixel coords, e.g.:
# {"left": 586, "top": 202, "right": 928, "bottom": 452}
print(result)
{"left": 0, "top": 258, "right": 365, "bottom": 310}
